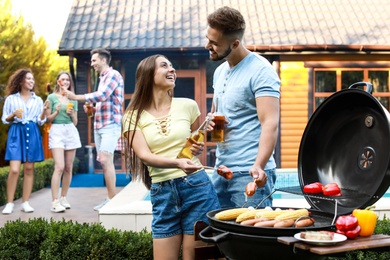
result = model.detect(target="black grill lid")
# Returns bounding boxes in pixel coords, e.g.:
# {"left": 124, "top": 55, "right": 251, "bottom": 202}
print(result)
{"left": 297, "top": 82, "right": 390, "bottom": 215}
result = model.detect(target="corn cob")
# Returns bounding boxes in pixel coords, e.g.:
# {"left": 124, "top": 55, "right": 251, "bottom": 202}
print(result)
{"left": 274, "top": 208, "right": 309, "bottom": 221}
{"left": 255, "top": 210, "right": 289, "bottom": 220}
{"left": 215, "top": 208, "right": 250, "bottom": 221}
{"left": 236, "top": 208, "right": 271, "bottom": 223}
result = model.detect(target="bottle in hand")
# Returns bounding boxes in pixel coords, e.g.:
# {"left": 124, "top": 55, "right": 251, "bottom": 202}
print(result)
{"left": 177, "top": 117, "right": 211, "bottom": 159}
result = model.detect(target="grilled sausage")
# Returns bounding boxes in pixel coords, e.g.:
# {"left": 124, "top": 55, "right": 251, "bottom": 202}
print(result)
{"left": 217, "top": 165, "right": 234, "bottom": 180}
{"left": 273, "top": 219, "right": 295, "bottom": 228}
{"left": 245, "top": 182, "right": 257, "bottom": 196}
{"left": 254, "top": 220, "right": 278, "bottom": 227}
{"left": 295, "top": 217, "right": 315, "bottom": 228}
{"left": 240, "top": 218, "right": 265, "bottom": 226}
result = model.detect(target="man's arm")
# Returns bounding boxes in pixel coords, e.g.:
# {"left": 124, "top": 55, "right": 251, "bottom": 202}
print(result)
{"left": 250, "top": 96, "right": 280, "bottom": 186}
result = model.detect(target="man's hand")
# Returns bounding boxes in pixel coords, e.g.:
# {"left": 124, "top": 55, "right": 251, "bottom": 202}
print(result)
{"left": 65, "top": 90, "right": 76, "bottom": 100}
{"left": 250, "top": 166, "right": 268, "bottom": 188}
{"left": 191, "top": 141, "right": 205, "bottom": 157}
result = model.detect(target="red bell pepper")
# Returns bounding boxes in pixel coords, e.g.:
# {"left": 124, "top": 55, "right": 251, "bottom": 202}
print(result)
{"left": 322, "top": 183, "right": 342, "bottom": 196}
{"left": 336, "top": 215, "right": 359, "bottom": 231}
{"left": 337, "top": 225, "right": 361, "bottom": 239}
{"left": 336, "top": 215, "right": 361, "bottom": 239}
{"left": 303, "top": 182, "right": 323, "bottom": 194}
{"left": 345, "top": 225, "right": 361, "bottom": 239}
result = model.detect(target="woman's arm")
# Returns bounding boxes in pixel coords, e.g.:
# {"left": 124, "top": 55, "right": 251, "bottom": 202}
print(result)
{"left": 68, "top": 108, "right": 78, "bottom": 126}
{"left": 45, "top": 103, "right": 61, "bottom": 123}
{"left": 129, "top": 130, "right": 201, "bottom": 174}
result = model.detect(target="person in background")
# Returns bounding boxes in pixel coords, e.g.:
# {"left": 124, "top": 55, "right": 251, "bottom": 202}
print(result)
{"left": 45, "top": 71, "right": 81, "bottom": 213}
{"left": 122, "top": 54, "right": 220, "bottom": 260}
{"left": 205, "top": 6, "right": 281, "bottom": 208}
{"left": 66, "top": 48, "right": 124, "bottom": 211}
{"left": 1, "top": 68, "right": 48, "bottom": 214}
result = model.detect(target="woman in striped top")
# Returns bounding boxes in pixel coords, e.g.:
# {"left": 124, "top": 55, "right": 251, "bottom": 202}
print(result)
{"left": 1, "top": 68, "right": 49, "bottom": 214}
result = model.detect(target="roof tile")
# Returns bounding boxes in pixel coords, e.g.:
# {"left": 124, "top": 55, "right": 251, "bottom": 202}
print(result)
{"left": 59, "top": 0, "right": 390, "bottom": 52}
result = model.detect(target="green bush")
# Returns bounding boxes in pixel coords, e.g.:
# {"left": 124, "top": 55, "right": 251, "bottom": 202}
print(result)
{"left": 0, "top": 218, "right": 48, "bottom": 260}
{"left": 0, "top": 158, "right": 79, "bottom": 206}
{"left": 1, "top": 217, "right": 390, "bottom": 259}
{"left": 374, "top": 214, "right": 390, "bottom": 235}
{"left": 0, "top": 218, "right": 153, "bottom": 260}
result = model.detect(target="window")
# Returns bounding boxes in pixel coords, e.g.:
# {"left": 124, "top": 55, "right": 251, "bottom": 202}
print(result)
{"left": 314, "top": 68, "right": 390, "bottom": 110}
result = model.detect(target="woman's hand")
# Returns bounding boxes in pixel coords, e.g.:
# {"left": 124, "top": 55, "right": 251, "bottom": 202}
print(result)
{"left": 177, "top": 159, "right": 202, "bottom": 174}
{"left": 66, "top": 105, "right": 73, "bottom": 115}
{"left": 13, "top": 108, "right": 23, "bottom": 119}
{"left": 55, "top": 103, "right": 61, "bottom": 112}
{"left": 43, "top": 100, "right": 51, "bottom": 111}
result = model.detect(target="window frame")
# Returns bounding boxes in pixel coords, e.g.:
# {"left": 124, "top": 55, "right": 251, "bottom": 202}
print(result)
{"left": 313, "top": 67, "right": 390, "bottom": 110}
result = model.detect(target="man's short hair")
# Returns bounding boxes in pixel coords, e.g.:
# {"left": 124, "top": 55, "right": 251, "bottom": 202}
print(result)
{"left": 91, "top": 48, "right": 112, "bottom": 64}
{"left": 207, "top": 6, "right": 246, "bottom": 40}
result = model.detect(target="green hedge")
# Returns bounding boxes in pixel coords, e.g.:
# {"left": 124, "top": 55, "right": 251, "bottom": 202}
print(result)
{"left": 0, "top": 158, "right": 79, "bottom": 206}
{"left": 0, "top": 217, "right": 389, "bottom": 259}
{"left": 0, "top": 218, "right": 153, "bottom": 260}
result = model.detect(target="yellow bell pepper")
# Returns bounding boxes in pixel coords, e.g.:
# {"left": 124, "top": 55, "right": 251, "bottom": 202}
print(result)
{"left": 352, "top": 205, "right": 377, "bottom": 237}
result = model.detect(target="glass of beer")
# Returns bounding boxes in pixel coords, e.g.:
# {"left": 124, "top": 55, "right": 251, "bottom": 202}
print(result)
{"left": 67, "top": 103, "right": 74, "bottom": 113}
{"left": 85, "top": 102, "right": 94, "bottom": 118}
{"left": 16, "top": 108, "right": 23, "bottom": 118}
{"left": 211, "top": 114, "right": 225, "bottom": 142}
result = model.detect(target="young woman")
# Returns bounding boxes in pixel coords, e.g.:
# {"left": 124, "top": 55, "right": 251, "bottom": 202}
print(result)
{"left": 122, "top": 54, "right": 220, "bottom": 260}
{"left": 1, "top": 68, "right": 48, "bottom": 214}
{"left": 45, "top": 71, "right": 81, "bottom": 212}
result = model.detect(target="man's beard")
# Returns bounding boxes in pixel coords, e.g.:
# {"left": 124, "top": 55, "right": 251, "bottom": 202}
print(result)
{"left": 210, "top": 46, "right": 232, "bottom": 61}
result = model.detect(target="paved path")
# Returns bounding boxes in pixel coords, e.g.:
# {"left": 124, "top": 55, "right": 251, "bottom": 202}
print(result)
{"left": 0, "top": 186, "right": 124, "bottom": 228}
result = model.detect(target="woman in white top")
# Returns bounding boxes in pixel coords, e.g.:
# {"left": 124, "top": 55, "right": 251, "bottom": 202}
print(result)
{"left": 1, "top": 68, "right": 48, "bottom": 214}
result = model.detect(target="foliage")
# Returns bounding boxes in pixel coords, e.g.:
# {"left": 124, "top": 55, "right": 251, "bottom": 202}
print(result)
{"left": 0, "top": 218, "right": 153, "bottom": 260}
{"left": 0, "top": 0, "right": 50, "bottom": 94}
{"left": 0, "top": 218, "right": 48, "bottom": 260}
{"left": 0, "top": 0, "right": 71, "bottom": 166}
{"left": 373, "top": 214, "right": 390, "bottom": 235}
{"left": 1, "top": 217, "right": 390, "bottom": 259}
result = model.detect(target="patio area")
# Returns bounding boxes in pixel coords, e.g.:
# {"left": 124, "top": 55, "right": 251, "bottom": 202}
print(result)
{"left": 0, "top": 185, "right": 124, "bottom": 228}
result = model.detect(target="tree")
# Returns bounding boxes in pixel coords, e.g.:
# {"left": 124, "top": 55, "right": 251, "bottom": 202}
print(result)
{"left": 0, "top": 0, "right": 69, "bottom": 166}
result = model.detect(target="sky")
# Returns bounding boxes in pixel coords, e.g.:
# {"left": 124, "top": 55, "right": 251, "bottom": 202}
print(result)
{"left": 11, "top": 0, "right": 74, "bottom": 49}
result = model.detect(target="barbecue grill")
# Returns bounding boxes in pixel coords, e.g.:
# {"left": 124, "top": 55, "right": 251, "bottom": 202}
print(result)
{"left": 199, "top": 82, "right": 390, "bottom": 259}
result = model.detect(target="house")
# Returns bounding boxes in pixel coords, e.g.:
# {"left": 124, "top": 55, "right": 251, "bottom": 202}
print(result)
{"left": 57, "top": 0, "right": 390, "bottom": 173}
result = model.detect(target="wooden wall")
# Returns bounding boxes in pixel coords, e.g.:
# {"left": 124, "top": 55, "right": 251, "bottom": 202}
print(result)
{"left": 74, "top": 56, "right": 91, "bottom": 173}
{"left": 279, "top": 62, "right": 309, "bottom": 168}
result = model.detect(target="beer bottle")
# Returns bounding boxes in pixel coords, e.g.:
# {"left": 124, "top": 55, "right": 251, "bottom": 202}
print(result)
{"left": 177, "top": 116, "right": 212, "bottom": 159}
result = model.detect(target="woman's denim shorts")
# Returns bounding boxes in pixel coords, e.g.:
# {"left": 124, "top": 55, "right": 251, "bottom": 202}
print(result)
{"left": 150, "top": 169, "right": 220, "bottom": 239}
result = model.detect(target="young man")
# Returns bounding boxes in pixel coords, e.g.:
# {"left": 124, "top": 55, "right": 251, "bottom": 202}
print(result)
{"left": 67, "top": 48, "right": 124, "bottom": 210}
{"left": 205, "top": 6, "right": 281, "bottom": 208}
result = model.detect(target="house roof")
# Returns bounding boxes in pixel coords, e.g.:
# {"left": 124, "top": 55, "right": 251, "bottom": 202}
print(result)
{"left": 58, "top": 0, "right": 390, "bottom": 54}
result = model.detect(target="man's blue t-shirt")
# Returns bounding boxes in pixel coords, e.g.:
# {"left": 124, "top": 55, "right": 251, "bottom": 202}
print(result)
{"left": 212, "top": 52, "right": 281, "bottom": 171}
